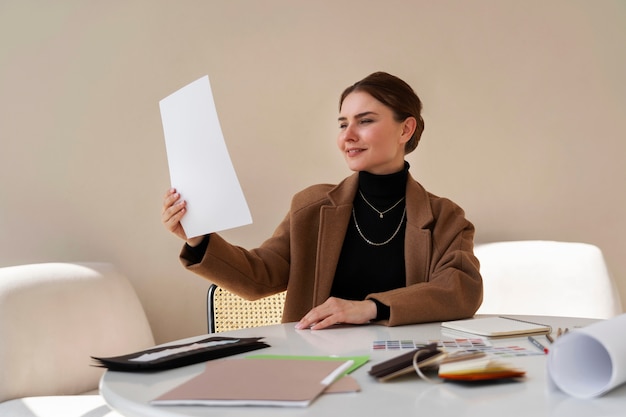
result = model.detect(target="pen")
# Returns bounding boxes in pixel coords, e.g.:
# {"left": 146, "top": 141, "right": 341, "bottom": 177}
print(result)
{"left": 321, "top": 360, "right": 354, "bottom": 386}
{"left": 528, "top": 336, "right": 549, "bottom": 354}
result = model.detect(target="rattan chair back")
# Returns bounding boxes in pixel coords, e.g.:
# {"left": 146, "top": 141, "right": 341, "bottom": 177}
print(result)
{"left": 207, "top": 284, "right": 286, "bottom": 333}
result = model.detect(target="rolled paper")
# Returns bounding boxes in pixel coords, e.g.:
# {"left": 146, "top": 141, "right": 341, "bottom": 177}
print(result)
{"left": 547, "top": 313, "right": 626, "bottom": 398}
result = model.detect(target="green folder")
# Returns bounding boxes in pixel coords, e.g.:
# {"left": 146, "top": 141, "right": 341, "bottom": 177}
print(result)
{"left": 246, "top": 354, "right": 370, "bottom": 375}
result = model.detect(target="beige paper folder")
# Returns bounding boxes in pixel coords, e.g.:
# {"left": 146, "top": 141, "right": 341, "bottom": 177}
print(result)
{"left": 151, "top": 357, "right": 355, "bottom": 407}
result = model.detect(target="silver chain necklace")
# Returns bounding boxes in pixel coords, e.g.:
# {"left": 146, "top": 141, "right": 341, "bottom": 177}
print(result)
{"left": 352, "top": 206, "right": 406, "bottom": 246}
{"left": 359, "top": 190, "right": 405, "bottom": 219}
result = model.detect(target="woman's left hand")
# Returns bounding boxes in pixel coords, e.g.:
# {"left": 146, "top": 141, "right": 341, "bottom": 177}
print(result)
{"left": 295, "top": 297, "right": 377, "bottom": 330}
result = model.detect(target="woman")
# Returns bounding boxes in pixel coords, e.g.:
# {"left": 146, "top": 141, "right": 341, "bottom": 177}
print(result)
{"left": 162, "top": 72, "right": 483, "bottom": 330}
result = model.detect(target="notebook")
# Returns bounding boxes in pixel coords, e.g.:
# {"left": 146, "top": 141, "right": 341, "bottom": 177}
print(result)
{"left": 368, "top": 343, "right": 445, "bottom": 382}
{"left": 151, "top": 357, "right": 355, "bottom": 407}
{"left": 440, "top": 316, "right": 552, "bottom": 338}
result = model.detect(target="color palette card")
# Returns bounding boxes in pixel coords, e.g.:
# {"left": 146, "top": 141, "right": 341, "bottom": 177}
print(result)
{"left": 372, "top": 339, "right": 542, "bottom": 357}
{"left": 372, "top": 340, "right": 426, "bottom": 350}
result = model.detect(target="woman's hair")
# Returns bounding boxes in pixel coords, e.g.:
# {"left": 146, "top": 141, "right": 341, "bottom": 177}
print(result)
{"left": 339, "top": 72, "right": 425, "bottom": 155}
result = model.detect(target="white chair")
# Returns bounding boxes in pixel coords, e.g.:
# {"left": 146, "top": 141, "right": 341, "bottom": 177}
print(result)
{"left": 474, "top": 240, "right": 623, "bottom": 319}
{"left": 0, "top": 262, "right": 155, "bottom": 416}
{"left": 0, "top": 395, "right": 120, "bottom": 417}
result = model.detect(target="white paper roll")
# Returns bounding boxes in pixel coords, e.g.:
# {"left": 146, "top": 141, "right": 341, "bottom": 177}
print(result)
{"left": 547, "top": 313, "right": 626, "bottom": 398}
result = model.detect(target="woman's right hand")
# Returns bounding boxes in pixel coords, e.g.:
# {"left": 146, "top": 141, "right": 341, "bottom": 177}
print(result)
{"left": 162, "top": 188, "right": 206, "bottom": 246}
{"left": 162, "top": 188, "right": 188, "bottom": 241}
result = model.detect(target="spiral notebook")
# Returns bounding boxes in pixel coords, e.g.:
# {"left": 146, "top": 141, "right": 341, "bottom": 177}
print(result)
{"left": 441, "top": 316, "right": 552, "bottom": 338}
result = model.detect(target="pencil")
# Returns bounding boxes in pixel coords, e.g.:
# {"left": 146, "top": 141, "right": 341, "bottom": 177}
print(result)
{"left": 528, "top": 336, "right": 549, "bottom": 354}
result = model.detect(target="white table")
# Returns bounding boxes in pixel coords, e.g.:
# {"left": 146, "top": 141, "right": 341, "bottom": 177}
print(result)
{"left": 100, "top": 315, "right": 626, "bottom": 417}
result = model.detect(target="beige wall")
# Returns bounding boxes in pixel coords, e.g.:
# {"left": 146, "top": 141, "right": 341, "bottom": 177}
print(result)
{"left": 1, "top": 0, "right": 625, "bottom": 344}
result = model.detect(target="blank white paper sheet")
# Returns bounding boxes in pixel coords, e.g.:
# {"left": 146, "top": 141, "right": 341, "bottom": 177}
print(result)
{"left": 159, "top": 75, "right": 252, "bottom": 238}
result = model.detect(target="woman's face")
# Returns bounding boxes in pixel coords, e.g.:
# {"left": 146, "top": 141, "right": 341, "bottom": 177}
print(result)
{"left": 337, "top": 91, "right": 411, "bottom": 175}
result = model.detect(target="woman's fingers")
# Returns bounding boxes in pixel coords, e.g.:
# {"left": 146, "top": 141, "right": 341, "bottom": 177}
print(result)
{"left": 162, "top": 188, "right": 188, "bottom": 240}
{"left": 295, "top": 298, "right": 377, "bottom": 330}
{"left": 162, "top": 188, "right": 180, "bottom": 213}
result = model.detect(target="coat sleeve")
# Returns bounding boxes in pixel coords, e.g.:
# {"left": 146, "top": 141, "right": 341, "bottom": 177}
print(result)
{"left": 366, "top": 197, "right": 483, "bottom": 326}
{"left": 179, "top": 213, "right": 292, "bottom": 300}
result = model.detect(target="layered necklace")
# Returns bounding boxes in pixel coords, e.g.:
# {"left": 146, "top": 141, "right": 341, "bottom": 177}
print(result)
{"left": 358, "top": 190, "right": 404, "bottom": 218}
{"left": 352, "top": 191, "right": 406, "bottom": 246}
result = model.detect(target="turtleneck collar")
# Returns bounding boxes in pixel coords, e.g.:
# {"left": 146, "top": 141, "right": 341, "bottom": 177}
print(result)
{"left": 358, "top": 161, "right": 409, "bottom": 199}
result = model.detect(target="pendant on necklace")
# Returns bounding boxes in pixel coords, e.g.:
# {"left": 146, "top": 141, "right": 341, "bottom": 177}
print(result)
{"left": 379, "top": 214, "right": 383, "bottom": 219}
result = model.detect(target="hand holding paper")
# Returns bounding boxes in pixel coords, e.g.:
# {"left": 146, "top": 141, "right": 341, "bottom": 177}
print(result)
{"left": 159, "top": 76, "right": 252, "bottom": 238}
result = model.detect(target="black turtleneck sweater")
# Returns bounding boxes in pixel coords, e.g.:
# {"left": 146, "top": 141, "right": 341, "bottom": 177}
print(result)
{"left": 330, "top": 163, "right": 409, "bottom": 317}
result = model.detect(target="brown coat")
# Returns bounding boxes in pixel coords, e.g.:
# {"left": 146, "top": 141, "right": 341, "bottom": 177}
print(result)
{"left": 181, "top": 172, "right": 483, "bottom": 326}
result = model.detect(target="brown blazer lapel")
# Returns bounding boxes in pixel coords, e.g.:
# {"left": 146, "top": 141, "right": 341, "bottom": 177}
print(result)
{"left": 313, "top": 205, "right": 352, "bottom": 304}
{"left": 404, "top": 174, "right": 434, "bottom": 285}
{"left": 404, "top": 221, "right": 432, "bottom": 285}
{"left": 312, "top": 174, "right": 357, "bottom": 305}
